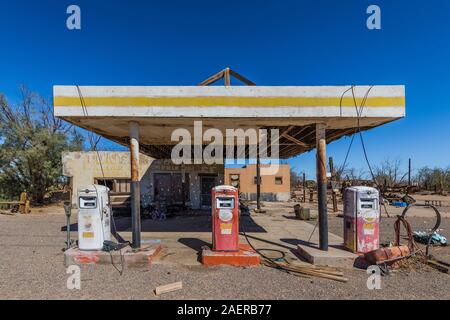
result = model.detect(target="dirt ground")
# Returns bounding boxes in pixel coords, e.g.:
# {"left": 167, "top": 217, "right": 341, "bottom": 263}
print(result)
{"left": 0, "top": 200, "right": 449, "bottom": 300}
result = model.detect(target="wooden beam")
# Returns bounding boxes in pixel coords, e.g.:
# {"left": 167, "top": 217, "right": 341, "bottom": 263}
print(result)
{"left": 281, "top": 132, "right": 309, "bottom": 148}
{"left": 224, "top": 67, "right": 231, "bottom": 86}
{"left": 155, "top": 282, "right": 183, "bottom": 295}
{"left": 326, "top": 128, "right": 356, "bottom": 142}
{"left": 257, "top": 125, "right": 296, "bottom": 159}
{"left": 198, "top": 70, "right": 225, "bottom": 86}
{"left": 229, "top": 68, "right": 256, "bottom": 86}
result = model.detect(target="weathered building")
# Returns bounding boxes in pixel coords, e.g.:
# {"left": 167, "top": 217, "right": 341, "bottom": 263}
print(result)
{"left": 225, "top": 164, "right": 291, "bottom": 201}
{"left": 62, "top": 151, "right": 224, "bottom": 210}
{"left": 54, "top": 83, "right": 405, "bottom": 250}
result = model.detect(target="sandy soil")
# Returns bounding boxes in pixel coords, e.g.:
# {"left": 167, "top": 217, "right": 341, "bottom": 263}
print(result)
{"left": 0, "top": 202, "right": 449, "bottom": 300}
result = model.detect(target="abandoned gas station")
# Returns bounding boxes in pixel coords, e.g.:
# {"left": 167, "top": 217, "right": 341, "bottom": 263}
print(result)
{"left": 61, "top": 152, "right": 291, "bottom": 210}
{"left": 54, "top": 69, "right": 405, "bottom": 267}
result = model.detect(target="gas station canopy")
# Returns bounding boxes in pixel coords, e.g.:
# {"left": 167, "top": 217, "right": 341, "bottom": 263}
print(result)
{"left": 53, "top": 85, "right": 405, "bottom": 159}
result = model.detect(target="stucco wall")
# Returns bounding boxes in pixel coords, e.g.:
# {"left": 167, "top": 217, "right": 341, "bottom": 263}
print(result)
{"left": 62, "top": 152, "right": 224, "bottom": 209}
{"left": 62, "top": 151, "right": 154, "bottom": 206}
{"left": 224, "top": 164, "right": 291, "bottom": 201}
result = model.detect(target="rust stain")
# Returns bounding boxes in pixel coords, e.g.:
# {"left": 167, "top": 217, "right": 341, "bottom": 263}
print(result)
{"left": 74, "top": 254, "right": 100, "bottom": 264}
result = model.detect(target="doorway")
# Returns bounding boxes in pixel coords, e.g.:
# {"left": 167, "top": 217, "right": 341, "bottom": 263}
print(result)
{"left": 200, "top": 175, "right": 217, "bottom": 209}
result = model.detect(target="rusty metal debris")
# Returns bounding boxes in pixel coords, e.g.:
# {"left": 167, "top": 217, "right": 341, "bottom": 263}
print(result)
{"left": 365, "top": 203, "right": 449, "bottom": 274}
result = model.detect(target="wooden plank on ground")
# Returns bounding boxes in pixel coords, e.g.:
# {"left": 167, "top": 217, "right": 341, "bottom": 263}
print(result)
{"left": 155, "top": 281, "right": 183, "bottom": 296}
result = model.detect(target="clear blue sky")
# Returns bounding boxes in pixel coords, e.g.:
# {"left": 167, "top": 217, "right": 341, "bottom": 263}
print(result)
{"left": 1, "top": 0, "right": 449, "bottom": 179}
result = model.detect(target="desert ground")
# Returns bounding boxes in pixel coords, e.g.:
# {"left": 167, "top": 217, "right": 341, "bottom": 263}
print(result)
{"left": 0, "top": 196, "right": 449, "bottom": 300}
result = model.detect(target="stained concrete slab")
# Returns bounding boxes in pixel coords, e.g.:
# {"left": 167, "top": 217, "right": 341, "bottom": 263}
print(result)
{"left": 64, "top": 244, "right": 162, "bottom": 267}
{"left": 296, "top": 244, "right": 358, "bottom": 268}
{"left": 113, "top": 202, "right": 356, "bottom": 269}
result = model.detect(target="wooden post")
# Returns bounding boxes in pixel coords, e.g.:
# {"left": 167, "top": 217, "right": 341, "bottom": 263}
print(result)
{"left": 25, "top": 200, "right": 30, "bottom": 214}
{"left": 130, "top": 122, "right": 141, "bottom": 249}
{"left": 316, "top": 123, "right": 328, "bottom": 251}
{"left": 19, "top": 192, "right": 27, "bottom": 214}
{"left": 329, "top": 157, "right": 338, "bottom": 213}
{"left": 302, "top": 173, "right": 306, "bottom": 203}
{"left": 224, "top": 67, "right": 231, "bottom": 86}
{"left": 256, "top": 152, "right": 261, "bottom": 211}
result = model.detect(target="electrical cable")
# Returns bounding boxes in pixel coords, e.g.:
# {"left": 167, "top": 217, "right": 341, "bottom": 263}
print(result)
{"left": 306, "top": 86, "right": 378, "bottom": 242}
{"left": 336, "top": 85, "right": 377, "bottom": 186}
{"left": 351, "top": 85, "right": 377, "bottom": 185}
{"left": 76, "top": 85, "right": 128, "bottom": 275}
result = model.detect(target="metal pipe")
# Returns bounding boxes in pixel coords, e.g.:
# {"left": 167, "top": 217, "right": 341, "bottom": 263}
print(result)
{"left": 64, "top": 202, "right": 72, "bottom": 250}
{"left": 316, "top": 123, "right": 328, "bottom": 251}
{"left": 130, "top": 122, "right": 141, "bottom": 249}
{"left": 256, "top": 152, "right": 261, "bottom": 211}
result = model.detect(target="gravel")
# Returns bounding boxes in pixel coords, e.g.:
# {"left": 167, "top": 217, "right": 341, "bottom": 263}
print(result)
{"left": 0, "top": 213, "right": 449, "bottom": 300}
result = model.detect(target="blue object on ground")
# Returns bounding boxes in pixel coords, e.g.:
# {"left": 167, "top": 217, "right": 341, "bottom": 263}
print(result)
{"left": 392, "top": 201, "right": 407, "bottom": 207}
{"left": 413, "top": 231, "right": 447, "bottom": 246}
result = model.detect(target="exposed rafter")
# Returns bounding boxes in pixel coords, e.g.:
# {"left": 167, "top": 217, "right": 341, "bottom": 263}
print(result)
{"left": 198, "top": 67, "right": 256, "bottom": 87}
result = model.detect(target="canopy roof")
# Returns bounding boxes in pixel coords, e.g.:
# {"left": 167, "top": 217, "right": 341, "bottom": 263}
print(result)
{"left": 53, "top": 85, "right": 405, "bottom": 159}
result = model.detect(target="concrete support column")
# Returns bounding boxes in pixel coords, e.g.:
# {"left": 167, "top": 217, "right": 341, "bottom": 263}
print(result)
{"left": 130, "top": 122, "right": 141, "bottom": 249}
{"left": 316, "top": 123, "right": 328, "bottom": 251}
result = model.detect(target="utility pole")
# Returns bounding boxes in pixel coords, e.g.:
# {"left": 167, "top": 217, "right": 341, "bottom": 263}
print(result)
{"left": 256, "top": 152, "right": 261, "bottom": 211}
{"left": 329, "top": 157, "right": 338, "bottom": 213}
{"left": 302, "top": 172, "right": 306, "bottom": 203}
{"left": 408, "top": 158, "right": 412, "bottom": 186}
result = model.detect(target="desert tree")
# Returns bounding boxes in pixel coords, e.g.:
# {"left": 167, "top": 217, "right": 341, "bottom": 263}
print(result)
{"left": 415, "top": 166, "right": 449, "bottom": 192}
{"left": 0, "top": 86, "right": 84, "bottom": 203}
{"left": 372, "top": 158, "right": 407, "bottom": 187}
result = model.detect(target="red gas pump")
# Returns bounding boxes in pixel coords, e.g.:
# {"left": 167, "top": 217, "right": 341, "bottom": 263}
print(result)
{"left": 212, "top": 185, "right": 239, "bottom": 252}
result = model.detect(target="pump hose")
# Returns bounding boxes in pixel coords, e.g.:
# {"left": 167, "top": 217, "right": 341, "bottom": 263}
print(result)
{"left": 239, "top": 214, "right": 287, "bottom": 262}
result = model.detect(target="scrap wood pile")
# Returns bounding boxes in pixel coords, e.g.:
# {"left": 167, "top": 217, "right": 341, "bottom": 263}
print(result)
{"left": 261, "top": 259, "right": 348, "bottom": 283}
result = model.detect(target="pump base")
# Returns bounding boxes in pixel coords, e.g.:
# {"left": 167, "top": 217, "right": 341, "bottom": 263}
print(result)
{"left": 64, "top": 243, "right": 162, "bottom": 267}
{"left": 201, "top": 244, "right": 260, "bottom": 266}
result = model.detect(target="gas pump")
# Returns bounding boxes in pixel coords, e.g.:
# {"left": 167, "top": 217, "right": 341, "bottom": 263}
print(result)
{"left": 212, "top": 185, "right": 239, "bottom": 252}
{"left": 344, "top": 186, "right": 380, "bottom": 254}
{"left": 77, "top": 185, "right": 111, "bottom": 251}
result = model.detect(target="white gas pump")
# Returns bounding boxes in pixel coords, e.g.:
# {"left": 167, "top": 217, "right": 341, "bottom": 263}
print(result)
{"left": 77, "top": 185, "right": 111, "bottom": 251}
{"left": 343, "top": 186, "right": 380, "bottom": 254}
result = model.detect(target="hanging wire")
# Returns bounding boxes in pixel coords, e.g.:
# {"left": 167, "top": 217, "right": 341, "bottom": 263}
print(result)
{"left": 76, "top": 85, "right": 127, "bottom": 275}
